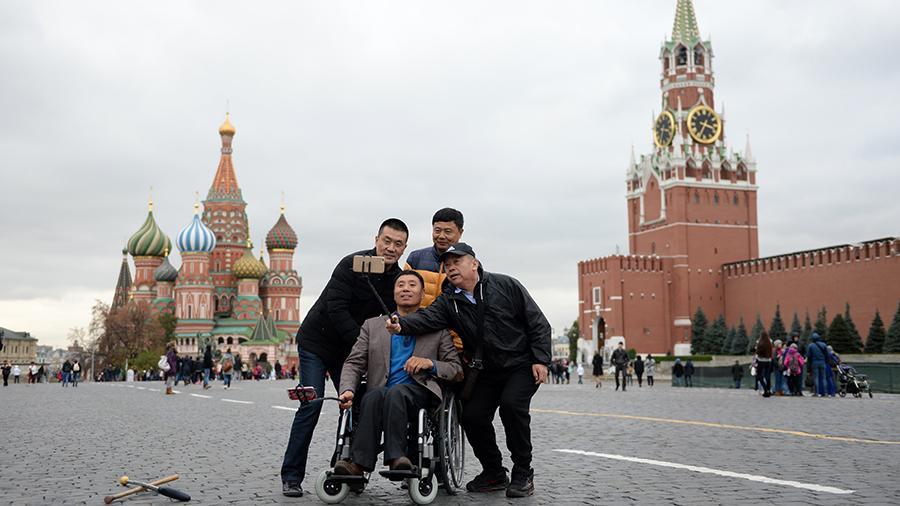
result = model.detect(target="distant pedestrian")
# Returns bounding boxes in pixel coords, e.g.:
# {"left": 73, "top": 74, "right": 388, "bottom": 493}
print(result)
{"left": 783, "top": 344, "right": 805, "bottom": 396}
{"left": 12, "top": 364, "right": 22, "bottom": 384}
{"left": 234, "top": 354, "right": 243, "bottom": 382}
{"left": 826, "top": 345, "right": 839, "bottom": 397}
{"left": 634, "top": 355, "right": 644, "bottom": 387}
{"left": 202, "top": 344, "right": 213, "bottom": 390}
{"left": 28, "top": 362, "right": 37, "bottom": 384}
{"left": 611, "top": 343, "right": 629, "bottom": 391}
{"left": 645, "top": 354, "right": 655, "bottom": 387}
{"left": 72, "top": 360, "right": 81, "bottom": 387}
{"left": 591, "top": 353, "right": 603, "bottom": 389}
{"left": 61, "top": 359, "right": 72, "bottom": 387}
{"left": 222, "top": 348, "right": 235, "bottom": 390}
{"left": 576, "top": 363, "right": 584, "bottom": 384}
{"left": 805, "top": 332, "right": 831, "bottom": 397}
{"left": 626, "top": 362, "right": 634, "bottom": 386}
{"left": 755, "top": 331, "right": 774, "bottom": 397}
{"left": 564, "top": 360, "right": 571, "bottom": 384}
{"left": 773, "top": 340, "right": 787, "bottom": 396}
{"left": 164, "top": 342, "right": 177, "bottom": 395}
{"left": 672, "top": 358, "right": 684, "bottom": 387}
{"left": 789, "top": 332, "right": 805, "bottom": 391}
{"left": 37, "top": 365, "right": 45, "bottom": 383}
{"left": 2, "top": 361, "right": 11, "bottom": 386}
{"left": 731, "top": 361, "right": 743, "bottom": 389}
{"left": 275, "top": 360, "right": 283, "bottom": 380}
{"left": 684, "top": 359, "right": 695, "bottom": 388}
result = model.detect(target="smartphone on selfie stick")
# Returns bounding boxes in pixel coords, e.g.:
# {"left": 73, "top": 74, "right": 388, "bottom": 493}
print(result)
{"left": 352, "top": 255, "right": 395, "bottom": 321}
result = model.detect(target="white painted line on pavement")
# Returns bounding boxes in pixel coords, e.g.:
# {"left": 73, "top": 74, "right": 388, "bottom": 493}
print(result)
{"left": 173, "top": 390, "right": 181, "bottom": 394}
{"left": 190, "top": 393, "right": 212, "bottom": 399}
{"left": 272, "top": 405, "right": 298, "bottom": 412}
{"left": 222, "top": 398, "right": 253, "bottom": 404}
{"left": 126, "top": 385, "right": 135, "bottom": 388}
{"left": 147, "top": 388, "right": 160, "bottom": 392}
{"left": 136, "top": 386, "right": 146, "bottom": 390}
{"left": 554, "top": 449, "right": 853, "bottom": 495}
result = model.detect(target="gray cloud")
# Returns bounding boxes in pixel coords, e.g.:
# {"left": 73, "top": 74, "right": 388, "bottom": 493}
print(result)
{"left": 2, "top": 0, "right": 898, "bottom": 346}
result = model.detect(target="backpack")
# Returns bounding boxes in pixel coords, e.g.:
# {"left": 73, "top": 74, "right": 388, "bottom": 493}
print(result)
{"left": 158, "top": 355, "right": 171, "bottom": 372}
{"left": 787, "top": 353, "right": 801, "bottom": 376}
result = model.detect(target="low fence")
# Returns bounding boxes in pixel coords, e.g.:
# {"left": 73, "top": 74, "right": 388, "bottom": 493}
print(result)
{"left": 678, "top": 363, "right": 900, "bottom": 393}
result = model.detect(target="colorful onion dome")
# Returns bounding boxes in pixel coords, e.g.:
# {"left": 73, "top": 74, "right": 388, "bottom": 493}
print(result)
{"left": 266, "top": 212, "right": 298, "bottom": 250}
{"left": 233, "top": 245, "right": 267, "bottom": 279}
{"left": 153, "top": 253, "right": 179, "bottom": 282}
{"left": 219, "top": 113, "right": 236, "bottom": 136}
{"left": 127, "top": 209, "right": 172, "bottom": 257}
{"left": 177, "top": 205, "right": 217, "bottom": 253}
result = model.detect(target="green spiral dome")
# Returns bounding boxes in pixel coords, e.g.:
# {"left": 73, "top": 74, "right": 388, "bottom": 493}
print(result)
{"left": 127, "top": 211, "right": 172, "bottom": 257}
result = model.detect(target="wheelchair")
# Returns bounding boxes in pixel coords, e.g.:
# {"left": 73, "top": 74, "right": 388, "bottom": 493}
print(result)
{"left": 290, "top": 381, "right": 465, "bottom": 505}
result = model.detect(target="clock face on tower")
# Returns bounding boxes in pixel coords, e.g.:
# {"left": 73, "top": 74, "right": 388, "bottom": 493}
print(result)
{"left": 687, "top": 105, "right": 722, "bottom": 144}
{"left": 653, "top": 111, "right": 676, "bottom": 148}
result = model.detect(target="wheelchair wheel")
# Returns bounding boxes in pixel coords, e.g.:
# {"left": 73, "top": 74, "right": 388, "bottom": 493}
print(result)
{"left": 315, "top": 470, "right": 350, "bottom": 504}
{"left": 437, "top": 392, "right": 466, "bottom": 494}
{"left": 408, "top": 474, "right": 438, "bottom": 505}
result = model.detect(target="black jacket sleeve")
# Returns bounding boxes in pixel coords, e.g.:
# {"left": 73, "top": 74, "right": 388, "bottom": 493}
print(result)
{"left": 399, "top": 295, "right": 453, "bottom": 336}
{"left": 324, "top": 255, "right": 361, "bottom": 346}
{"left": 513, "top": 278, "right": 552, "bottom": 365}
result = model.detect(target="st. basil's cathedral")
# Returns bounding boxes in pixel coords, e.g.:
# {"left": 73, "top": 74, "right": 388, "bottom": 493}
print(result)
{"left": 114, "top": 115, "right": 301, "bottom": 369}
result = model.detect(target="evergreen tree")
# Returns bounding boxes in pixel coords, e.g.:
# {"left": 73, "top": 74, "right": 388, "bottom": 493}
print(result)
{"left": 843, "top": 303, "right": 864, "bottom": 352}
{"left": 814, "top": 306, "right": 828, "bottom": 339}
{"left": 790, "top": 312, "right": 802, "bottom": 339}
{"left": 864, "top": 310, "right": 886, "bottom": 353}
{"left": 731, "top": 318, "right": 750, "bottom": 355}
{"left": 827, "top": 313, "right": 857, "bottom": 354}
{"left": 801, "top": 311, "right": 813, "bottom": 349}
{"left": 883, "top": 302, "right": 900, "bottom": 353}
{"left": 722, "top": 326, "right": 736, "bottom": 355}
{"left": 703, "top": 315, "right": 727, "bottom": 355}
{"left": 690, "top": 306, "right": 709, "bottom": 354}
{"left": 566, "top": 320, "right": 580, "bottom": 362}
{"left": 769, "top": 304, "right": 787, "bottom": 342}
{"left": 747, "top": 315, "right": 765, "bottom": 354}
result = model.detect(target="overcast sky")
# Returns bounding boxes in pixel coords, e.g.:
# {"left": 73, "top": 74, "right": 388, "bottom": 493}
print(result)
{"left": 2, "top": 1, "right": 898, "bottom": 349}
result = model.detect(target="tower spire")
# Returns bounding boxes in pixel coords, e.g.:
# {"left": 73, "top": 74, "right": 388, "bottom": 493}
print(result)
{"left": 208, "top": 114, "right": 243, "bottom": 201}
{"left": 672, "top": 0, "right": 700, "bottom": 43}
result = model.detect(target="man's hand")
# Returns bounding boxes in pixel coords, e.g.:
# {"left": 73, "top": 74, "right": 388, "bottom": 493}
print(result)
{"left": 404, "top": 357, "right": 434, "bottom": 375}
{"left": 532, "top": 363, "right": 548, "bottom": 385}
{"left": 338, "top": 390, "right": 354, "bottom": 410}
{"left": 386, "top": 315, "right": 402, "bottom": 334}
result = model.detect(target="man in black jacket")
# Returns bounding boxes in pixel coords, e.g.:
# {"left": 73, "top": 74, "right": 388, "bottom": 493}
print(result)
{"left": 387, "top": 243, "right": 550, "bottom": 498}
{"left": 611, "top": 342, "right": 629, "bottom": 391}
{"left": 280, "top": 218, "right": 408, "bottom": 497}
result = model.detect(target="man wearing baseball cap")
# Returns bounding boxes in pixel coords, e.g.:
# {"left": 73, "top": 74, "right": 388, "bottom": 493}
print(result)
{"left": 386, "top": 243, "right": 551, "bottom": 498}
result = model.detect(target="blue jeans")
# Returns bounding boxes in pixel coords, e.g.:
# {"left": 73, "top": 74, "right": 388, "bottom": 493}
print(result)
{"left": 774, "top": 369, "right": 786, "bottom": 394}
{"left": 673, "top": 376, "right": 683, "bottom": 387}
{"left": 812, "top": 362, "right": 828, "bottom": 396}
{"left": 61, "top": 371, "right": 70, "bottom": 386}
{"left": 280, "top": 348, "right": 342, "bottom": 485}
{"left": 203, "top": 368, "right": 211, "bottom": 387}
{"left": 224, "top": 373, "right": 232, "bottom": 388}
{"left": 826, "top": 367, "right": 836, "bottom": 396}
{"left": 734, "top": 379, "right": 741, "bottom": 389}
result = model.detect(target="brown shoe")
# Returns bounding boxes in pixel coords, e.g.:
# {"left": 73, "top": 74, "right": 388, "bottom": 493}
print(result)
{"left": 165, "top": 387, "right": 173, "bottom": 395}
{"left": 333, "top": 460, "right": 364, "bottom": 476}
{"left": 389, "top": 456, "right": 413, "bottom": 471}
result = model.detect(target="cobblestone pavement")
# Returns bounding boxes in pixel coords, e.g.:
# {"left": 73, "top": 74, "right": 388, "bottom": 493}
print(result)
{"left": 2, "top": 379, "right": 900, "bottom": 505}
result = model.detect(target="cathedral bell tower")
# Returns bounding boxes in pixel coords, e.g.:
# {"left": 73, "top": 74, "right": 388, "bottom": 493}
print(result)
{"left": 625, "top": 0, "right": 759, "bottom": 342}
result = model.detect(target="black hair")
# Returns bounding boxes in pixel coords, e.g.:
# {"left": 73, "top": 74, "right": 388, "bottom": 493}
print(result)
{"left": 396, "top": 269, "right": 425, "bottom": 288}
{"left": 378, "top": 218, "right": 409, "bottom": 237}
{"left": 431, "top": 208, "right": 464, "bottom": 230}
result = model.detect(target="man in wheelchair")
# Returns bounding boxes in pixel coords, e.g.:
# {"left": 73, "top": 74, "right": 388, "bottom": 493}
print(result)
{"left": 334, "top": 270, "right": 463, "bottom": 476}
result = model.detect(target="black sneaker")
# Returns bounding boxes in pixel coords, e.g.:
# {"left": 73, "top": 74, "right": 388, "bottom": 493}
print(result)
{"left": 506, "top": 468, "right": 534, "bottom": 498}
{"left": 282, "top": 481, "right": 303, "bottom": 497}
{"left": 465, "top": 467, "right": 509, "bottom": 492}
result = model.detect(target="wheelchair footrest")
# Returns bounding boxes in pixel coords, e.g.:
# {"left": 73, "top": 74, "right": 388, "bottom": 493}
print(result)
{"left": 326, "top": 473, "right": 368, "bottom": 484}
{"left": 378, "top": 469, "right": 420, "bottom": 481}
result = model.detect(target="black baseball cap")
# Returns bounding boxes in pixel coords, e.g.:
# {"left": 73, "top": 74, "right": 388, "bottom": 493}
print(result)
{"left": 439, "top": 242, "right": 476, "bottom": 261}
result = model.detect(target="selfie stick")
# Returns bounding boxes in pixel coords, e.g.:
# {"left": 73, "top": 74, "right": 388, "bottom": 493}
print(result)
{"left": 359, "top": 265, "right": 393, "bottom": 317}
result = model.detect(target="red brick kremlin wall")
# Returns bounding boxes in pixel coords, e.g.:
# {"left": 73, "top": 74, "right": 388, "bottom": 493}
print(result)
{"left": 723, "top": 238, "right": 900, "bottom": 339}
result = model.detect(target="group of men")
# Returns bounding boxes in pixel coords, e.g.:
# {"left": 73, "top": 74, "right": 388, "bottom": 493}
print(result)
{"left": 279, "top": 208, "right": 552, "bottom": 499}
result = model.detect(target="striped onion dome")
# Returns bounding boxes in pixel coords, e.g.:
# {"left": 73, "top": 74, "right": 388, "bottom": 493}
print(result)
{"left": 233, "top": 246, "right": 267, "bottom": 279}
{"left": 153, "top": 254, "right": 179, "bottom": 282}
{"left": 266, "top": 213, "right": 298, "bottom": 250}
{"left": 127, "top": 211, "right": 172, "bottom": 257}
{"left": 177, "top": 212, "right": 217, "bottom": 253}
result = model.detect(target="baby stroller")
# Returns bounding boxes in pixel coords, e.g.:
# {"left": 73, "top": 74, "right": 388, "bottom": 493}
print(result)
{"left": 837, "top": 364, "right": 872, "bottom": 398}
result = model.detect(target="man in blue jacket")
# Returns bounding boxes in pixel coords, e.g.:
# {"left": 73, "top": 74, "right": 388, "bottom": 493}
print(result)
{"left": 805, "top": 332, "right": 832, "bottom": 397}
